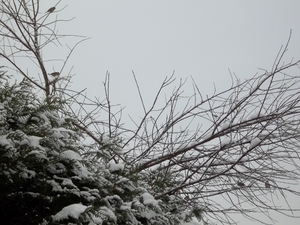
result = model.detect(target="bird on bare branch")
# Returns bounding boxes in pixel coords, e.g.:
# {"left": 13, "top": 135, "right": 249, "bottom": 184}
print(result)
{"left": 45, "top": 7, "right": 55, "bottom": 14}
{"left": 48, "top": 72, "right": 60, "bottom": 77}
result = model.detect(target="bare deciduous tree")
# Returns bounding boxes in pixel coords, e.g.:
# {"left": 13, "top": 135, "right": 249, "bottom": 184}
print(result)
{"left": 76, "top": 37, "right": 300, "bottom": 224}
{"left": 86, "top": 38, "right": 300, "bottom": 224}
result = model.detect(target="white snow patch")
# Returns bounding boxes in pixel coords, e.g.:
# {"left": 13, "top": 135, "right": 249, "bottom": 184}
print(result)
{"left": 108, "top": 162, "right": 124, "bottom": 172}
{"left": 0, "top": 136, "right": 12, "bottom": 147}
{"left": 116, "top": 177, "right": 129, "bottom": 184}
{"left": 249, "top": 137, "right": 261, "bottom": 149}
{"left": 264, "top": 72, "right": 272, "bottom": 77}
{"left": 47, "top": 179, "right": 63, "bottom": 192}
{"left": 221, "top": 122, "right": 230, "bottom": 131}
{"left": 57, "top": 118, "right": 67, "bottom": 126}
{"left": 52, "top": 203, "right": 87, "bottom": 221}
{"left": 61, "top": 150, "right": 82, "bottom": 161}
{"left": 89, "top": 216, "right": 103, "bottom": 225}
{"left": 20, "top": 135, "right": 43, "bottom": 149}
{"left": 73, "top": 161, "right": 93, "bottom": 178}
{"left": 259, "top": 131, "right": 270, "bottom": 137}
{"left": 184, "top": 217, "right": 201, "bottom": 225}
{"left": 50, "top": 129, "right": 64, "bottom": 138}
{"left": 257, "top": 129, "right": 275, "bottom": 139}
{"left": 249, "top": 111, "right": 264, "bottom": 119}
{"left": 102, "top": 134, "right": 111, "bottom": 144}
{"left": 120, "top": 202, "right": 132, "bottom": 211}
{"left": 26, "top": 150, "right": 47, "bottom": 160}
{"left": 221, "top": 138, "right": 231, "bottom": 147}
{"left": 60, "top": 178, "right": 78, "bottom": 189}
{"left": 140, "top": 209, "right": 156, "bottom": 219}
{"left": 202, "top": 131, "right": 213, "bottom": 140}
{"left": 141, "top": 193, "right": 159, "bottom": 206}
{"left": 51, "top": 127, "right": 75, "bottom": 138}
{"left": 20, "top": 169, "right": 36, "bottom": 179}
{"left": 80, "top": 191, "right": 96, "bottom": 201}
{"left": 169, "top": 195, "right": 176, "bottom": 201}
{"left": 249, "top": 113, "right": 258, "bottom": 119}
{"left": 187, "top": 141, "right": 198, "bottom": 148}
{"left": 98, "top": 206, "right": 117, "bottom": 222}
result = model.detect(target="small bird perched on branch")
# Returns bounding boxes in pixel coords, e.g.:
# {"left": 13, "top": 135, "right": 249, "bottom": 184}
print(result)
{"left": 48, "top": 72, "right": 60, "bottom": 77}
{"left": 45, "top": 7, "right": 55, "bottom": 13}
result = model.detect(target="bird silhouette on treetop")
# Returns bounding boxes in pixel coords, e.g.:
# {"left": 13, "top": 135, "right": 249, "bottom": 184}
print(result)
{"left": 46, "top": 7, "right": 55, "bottom": 13}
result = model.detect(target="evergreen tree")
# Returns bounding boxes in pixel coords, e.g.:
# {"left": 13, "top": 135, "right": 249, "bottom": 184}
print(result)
{"left": 0, "top": 71, "right": 195, "bottom": 224}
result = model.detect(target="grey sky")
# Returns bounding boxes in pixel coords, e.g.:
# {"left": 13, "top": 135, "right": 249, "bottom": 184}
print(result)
{"left": 53, "top": 1, "right": 300, "bottom": 118}
{"left": 42, "top": 1, "right": 300, "bottom": 224}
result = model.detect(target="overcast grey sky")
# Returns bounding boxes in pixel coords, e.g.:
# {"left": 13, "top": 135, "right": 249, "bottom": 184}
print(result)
{"left": 42, "top": 1, "right": 300, "bottom": 224}
{"left": 46, "top": 1, "right": 300, "bottom": 120}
